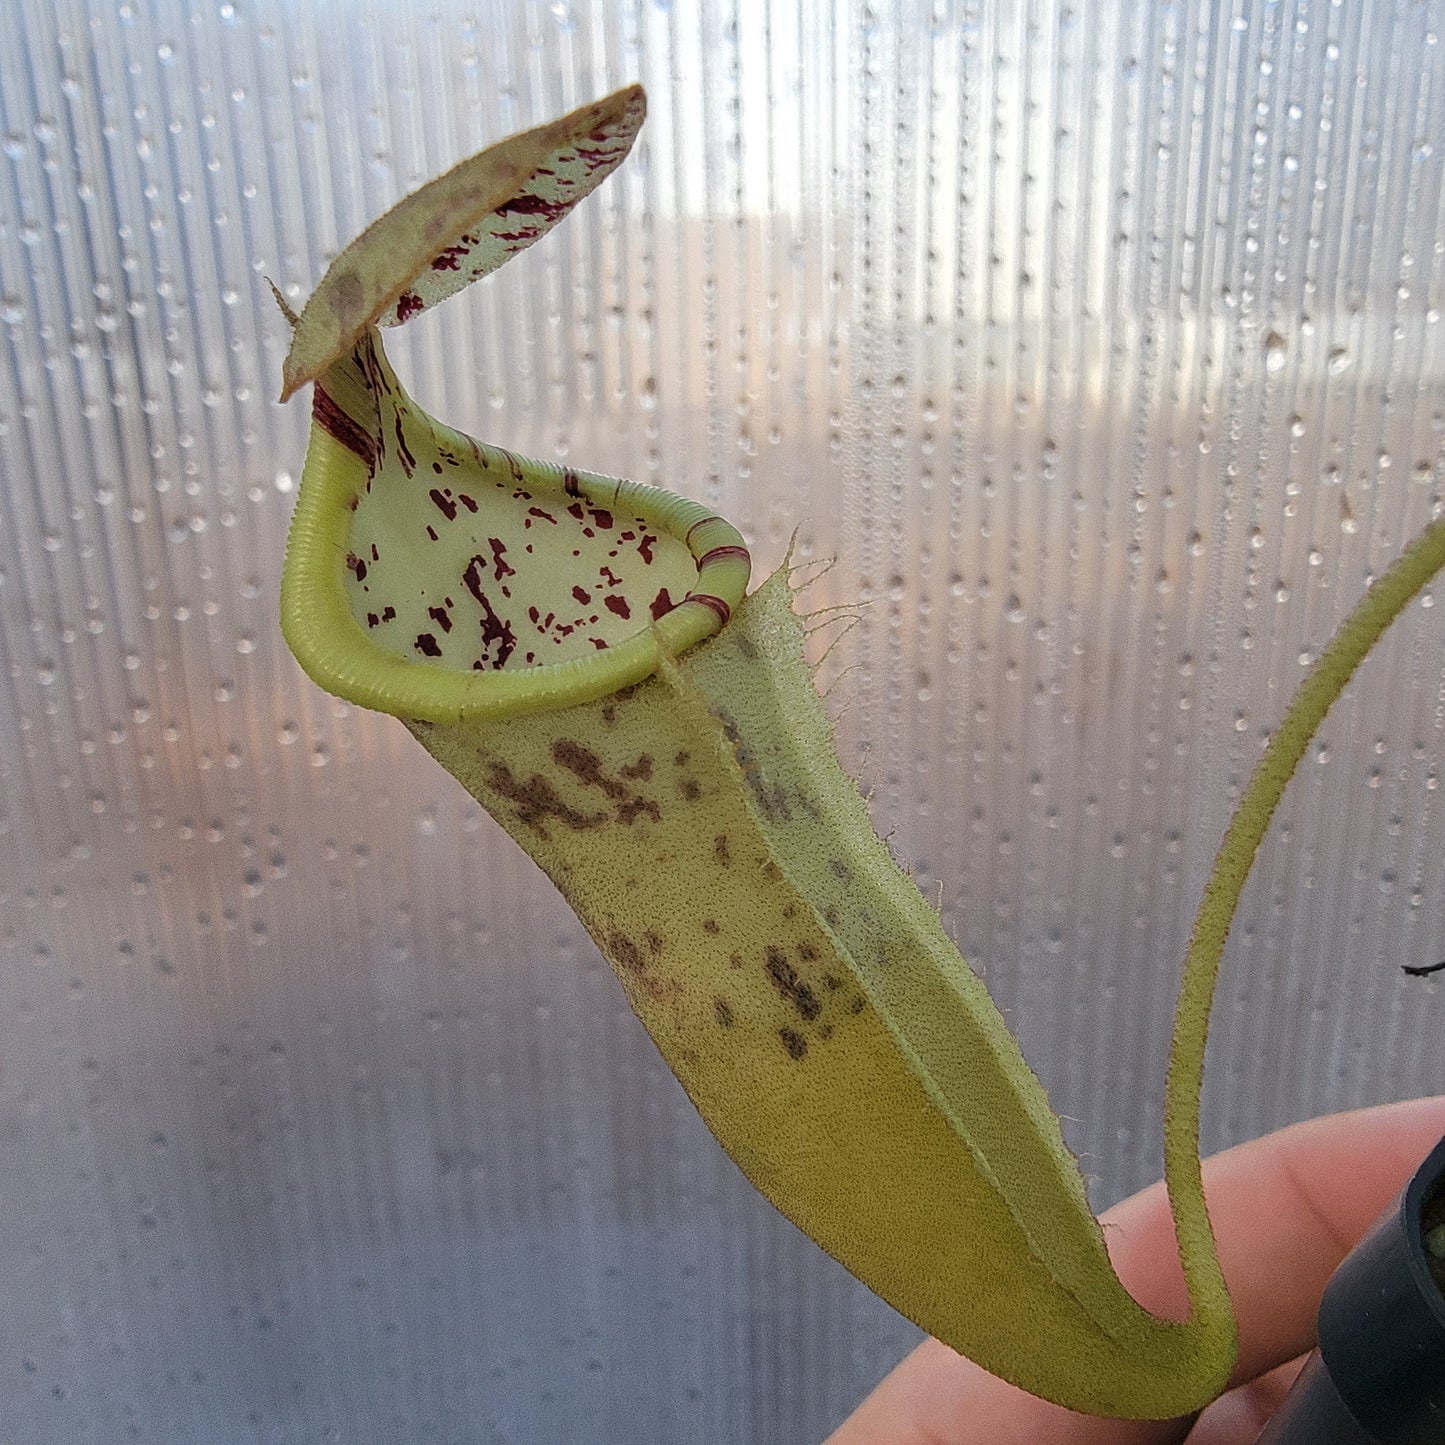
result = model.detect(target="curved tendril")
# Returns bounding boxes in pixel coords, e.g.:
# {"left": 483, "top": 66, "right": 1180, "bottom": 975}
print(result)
{"left": 1164, "top": 514, "right": 1445, "bottom": 1327}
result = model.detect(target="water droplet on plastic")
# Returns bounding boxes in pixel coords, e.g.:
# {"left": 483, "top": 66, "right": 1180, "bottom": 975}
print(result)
{"left": 1263, "top": 331, "right": 1288, "bottom": 373}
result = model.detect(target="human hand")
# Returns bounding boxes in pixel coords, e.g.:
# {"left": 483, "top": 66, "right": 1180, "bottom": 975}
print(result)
{"left": 824, "top": 1094, "right": 1445, "bottom": 1445}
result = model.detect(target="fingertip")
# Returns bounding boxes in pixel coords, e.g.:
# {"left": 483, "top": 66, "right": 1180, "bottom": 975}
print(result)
{"left": 1104, "top": 1096, "right": 1445, "bottom": 1384}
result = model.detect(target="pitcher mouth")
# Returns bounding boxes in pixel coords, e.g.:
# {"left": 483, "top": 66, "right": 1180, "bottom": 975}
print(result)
{"left": 280, "top": 331, "right": 750, "bottom": 725}
{"left": 275, "top": 82, "right": 748, "bottom": 722}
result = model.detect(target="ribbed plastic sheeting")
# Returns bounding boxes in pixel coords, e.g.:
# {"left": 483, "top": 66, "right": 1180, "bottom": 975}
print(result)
{"left": 1, "top": 2, "right": 1441, "bottom": 1441}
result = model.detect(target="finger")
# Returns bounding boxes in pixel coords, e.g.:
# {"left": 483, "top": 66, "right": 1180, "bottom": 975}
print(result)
{"left": 1185, "top": 1355, "right": 1307, "bottom": 1445}
{"left": 823, "top": 1095, "right": 1445, "bottom": 1445}
{"left": 821, "top": 1335, "right": 1192, "bottom": 1445}
{"left": 1105, "top": 1093, "right": 1445, "bottom": 1385}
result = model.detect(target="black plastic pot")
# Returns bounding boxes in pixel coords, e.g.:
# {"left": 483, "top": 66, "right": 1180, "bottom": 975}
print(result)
{"left": 1252, "top": 1131, "right": 1445, "bottom": 1444}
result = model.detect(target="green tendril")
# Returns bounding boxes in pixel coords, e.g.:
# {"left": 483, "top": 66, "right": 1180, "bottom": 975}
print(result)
{"left": 1165, "top": 513, "right": 1445, "bottom": 1327}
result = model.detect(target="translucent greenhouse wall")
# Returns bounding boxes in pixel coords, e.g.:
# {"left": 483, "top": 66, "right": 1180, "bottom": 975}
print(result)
{"left": 1, "top": 2, "right": 1442, "bottom": 1441}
